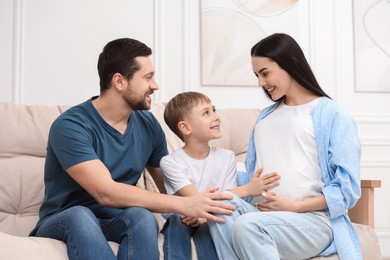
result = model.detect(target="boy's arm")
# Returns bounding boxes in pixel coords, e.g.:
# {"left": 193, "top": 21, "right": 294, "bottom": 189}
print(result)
{"left": 229, "top": 168, "right": 280, "bottom": 198}
{"left": 176, "top": 184, "right": 199, "bottom": 196}
{"left": 146, "top": 166, "right": 167, "bottom": 194}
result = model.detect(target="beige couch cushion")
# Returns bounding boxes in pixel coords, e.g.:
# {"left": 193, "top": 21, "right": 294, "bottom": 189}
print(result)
{"left": 0, "top": 156, "right": 44, "bottom": 236}
{"left": 0, "top": 104, "right": 68, "bottom": 157}
{"left": 0, "top": 232, "right": 119, "bottom": 260}
{"left": 0, "top": 104, "right": 68, "bottom": 237}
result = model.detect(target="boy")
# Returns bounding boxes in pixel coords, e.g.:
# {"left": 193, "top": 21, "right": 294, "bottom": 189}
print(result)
{"left": 161, "top": 92, "right": 280, "bottom": 259}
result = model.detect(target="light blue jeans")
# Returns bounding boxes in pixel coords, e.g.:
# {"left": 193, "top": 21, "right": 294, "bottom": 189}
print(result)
{"left": 34, "top": 206, "right": 159, "bottom": 260}
{"left": 208, "top": 192, "right": 333, "bottom": 260}
{"left": 161, "top": 213, "right": 218, "bottom": 260}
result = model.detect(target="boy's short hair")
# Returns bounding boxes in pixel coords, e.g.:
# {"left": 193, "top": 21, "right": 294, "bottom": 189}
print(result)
{"left": 164, "top": 91, "right": 211, "bottom": 141}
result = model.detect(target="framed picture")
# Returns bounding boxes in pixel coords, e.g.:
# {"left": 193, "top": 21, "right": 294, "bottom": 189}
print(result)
{"left": 353, "top": 0, "right": 390, "bottom": 93}
{"left": 200, "top": 0, "right": 302, "bottom": 86}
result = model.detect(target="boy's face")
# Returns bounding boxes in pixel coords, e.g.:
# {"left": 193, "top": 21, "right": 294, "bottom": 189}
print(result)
{"left": 184, "top": 101, "right": 222, "bottom": 142}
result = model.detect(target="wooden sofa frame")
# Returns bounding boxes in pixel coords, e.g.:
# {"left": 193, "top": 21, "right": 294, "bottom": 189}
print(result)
{"left": 349, "top": 179, "right": 382, "bottom": 228}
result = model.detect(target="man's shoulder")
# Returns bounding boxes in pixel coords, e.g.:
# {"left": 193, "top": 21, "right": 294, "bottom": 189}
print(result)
{"left": 56, "top": 99, "right": 91, "bottom": 119}
{"left": 48, "top": 100, "right": 98, "bottom": 140}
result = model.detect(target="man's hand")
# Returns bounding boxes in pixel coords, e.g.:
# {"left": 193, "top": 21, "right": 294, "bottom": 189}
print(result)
{"left": 181, "top": 187, "right": 235, "bottom": 223}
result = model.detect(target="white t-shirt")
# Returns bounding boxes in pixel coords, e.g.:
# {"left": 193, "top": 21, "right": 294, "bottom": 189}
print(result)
{"left": 160, "top": 146, "right": 237, "bottom": 195}
{"left": 253, "top": 98, "right": 324, "bottom": 203}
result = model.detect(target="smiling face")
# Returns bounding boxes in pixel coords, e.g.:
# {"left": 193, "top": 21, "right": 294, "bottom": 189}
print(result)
{"left": 122, "top": 56, "right": 158, "bottom": 110}
{"left": 182, "top": 101, "right": 222, "bottom": 143}
{"left": 251, "top": 56, "right": 296, "bottom": 102}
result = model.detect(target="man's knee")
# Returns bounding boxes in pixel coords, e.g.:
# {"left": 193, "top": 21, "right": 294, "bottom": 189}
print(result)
{"left": 122, "top": 207, "right": 158, "bottom": 231}
{"left": 62, "top": 206, "right": 101, "bottom": 230}
{"left": 35, "top": 206, "right": 100, "bottom": 241}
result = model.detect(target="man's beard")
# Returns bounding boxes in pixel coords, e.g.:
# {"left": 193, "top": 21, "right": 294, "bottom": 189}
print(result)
{"left": 123, "top": 89, "right": 152, "bottom": 110}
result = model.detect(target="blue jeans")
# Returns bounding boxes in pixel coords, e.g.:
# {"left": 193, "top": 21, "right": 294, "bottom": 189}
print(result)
{"left": 208, "top": 192, "right": 333, "bottom": 260}
{"left": 34, "top": 206, "right": 159, "bottom": 260}
{"left": 161, "top": 213, "right": 218, "bottom": 260}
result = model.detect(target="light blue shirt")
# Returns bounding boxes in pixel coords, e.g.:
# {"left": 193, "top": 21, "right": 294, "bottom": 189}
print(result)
{"left": 239, "top": 97, "right": 362, "bottom": 260}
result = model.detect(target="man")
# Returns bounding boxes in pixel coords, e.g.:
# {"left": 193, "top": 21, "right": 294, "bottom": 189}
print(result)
{"left": 30, "top": 38, "right": 234, "bottom": 260}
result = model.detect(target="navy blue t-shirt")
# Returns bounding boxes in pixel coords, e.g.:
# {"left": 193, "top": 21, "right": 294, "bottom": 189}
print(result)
{"left": 31, "top": 98, "right": 168, "bottom": 234}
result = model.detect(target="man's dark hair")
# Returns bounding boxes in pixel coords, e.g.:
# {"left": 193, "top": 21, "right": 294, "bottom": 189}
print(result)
{"left": 97, "top": 38, "right": 152, "bottom": 94}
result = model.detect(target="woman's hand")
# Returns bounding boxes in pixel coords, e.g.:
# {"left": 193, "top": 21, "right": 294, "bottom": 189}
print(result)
{"left": 256, "top": 193, "right": 328, "bottom": 213}
{"left": 256, "top": 192, "right": 298, "bottom": 212}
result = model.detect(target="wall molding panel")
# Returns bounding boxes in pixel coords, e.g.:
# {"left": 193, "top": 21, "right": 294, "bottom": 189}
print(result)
{"left": 12, "top": 0, "right": 23, "bottom": 103}
{"left": 376, "top": 229, "right": 390, "bottom": 256}
{"left": 355, "top": 114, "right": 390, "bottom": 124}
{"left": 153, "top": 0, "right": 162, "bottom": 103}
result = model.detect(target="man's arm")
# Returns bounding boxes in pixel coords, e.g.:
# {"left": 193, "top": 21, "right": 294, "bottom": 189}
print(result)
{"left": 66, "top": 159, "right": 235, "bottom": 222}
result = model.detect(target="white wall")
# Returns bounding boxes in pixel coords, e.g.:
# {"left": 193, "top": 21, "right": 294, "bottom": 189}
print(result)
{"left": 1, "top": 0, "right": 389, "bottom": 256}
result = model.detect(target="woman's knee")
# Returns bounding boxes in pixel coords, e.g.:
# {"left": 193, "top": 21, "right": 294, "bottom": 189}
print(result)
{"left": 233, "top": 213, "right": 266, "bottom": 241}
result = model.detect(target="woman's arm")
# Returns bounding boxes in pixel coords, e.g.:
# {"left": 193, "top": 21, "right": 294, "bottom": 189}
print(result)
{"left": 257, "top": 193, "right": 327, "bottom": 212}
{"left": 316, "top": 103, "right": 361, "bottom": 219}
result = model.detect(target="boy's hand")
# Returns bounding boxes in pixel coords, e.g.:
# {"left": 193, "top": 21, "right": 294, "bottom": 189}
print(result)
{"left": 181, "top": 216, "right": 207, "bottom": 227}
{"left": 247, "top": 168, "right": 280, "bottom": 196}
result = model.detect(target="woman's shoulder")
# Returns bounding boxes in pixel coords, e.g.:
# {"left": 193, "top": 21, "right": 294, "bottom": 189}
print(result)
{"left": 313, "top": 97, "right": 356, "bottom": 129}
{"left": 316, "top": 97, "right": 352, "bottom": 116}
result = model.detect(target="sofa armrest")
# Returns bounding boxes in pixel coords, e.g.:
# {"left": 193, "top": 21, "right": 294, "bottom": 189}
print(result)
{"left": 348, "top": 179, "right": 381, "bottom": 228}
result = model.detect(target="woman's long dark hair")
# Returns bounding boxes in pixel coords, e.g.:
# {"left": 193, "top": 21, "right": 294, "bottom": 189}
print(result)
{"left": 251, "top": 33, "right": 331, "bottom": 101}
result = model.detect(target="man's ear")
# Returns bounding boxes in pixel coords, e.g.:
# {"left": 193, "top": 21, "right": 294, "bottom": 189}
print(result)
{"left": 112, "top": 73, "right": 126, "bottom": 92}
{"left": 178, "top": 121, "right": 191, "bottom": 136}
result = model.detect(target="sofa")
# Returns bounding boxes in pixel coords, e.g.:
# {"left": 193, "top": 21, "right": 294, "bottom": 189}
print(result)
{"left": 0, "top": 102, "right": 383, "bottom": 259}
